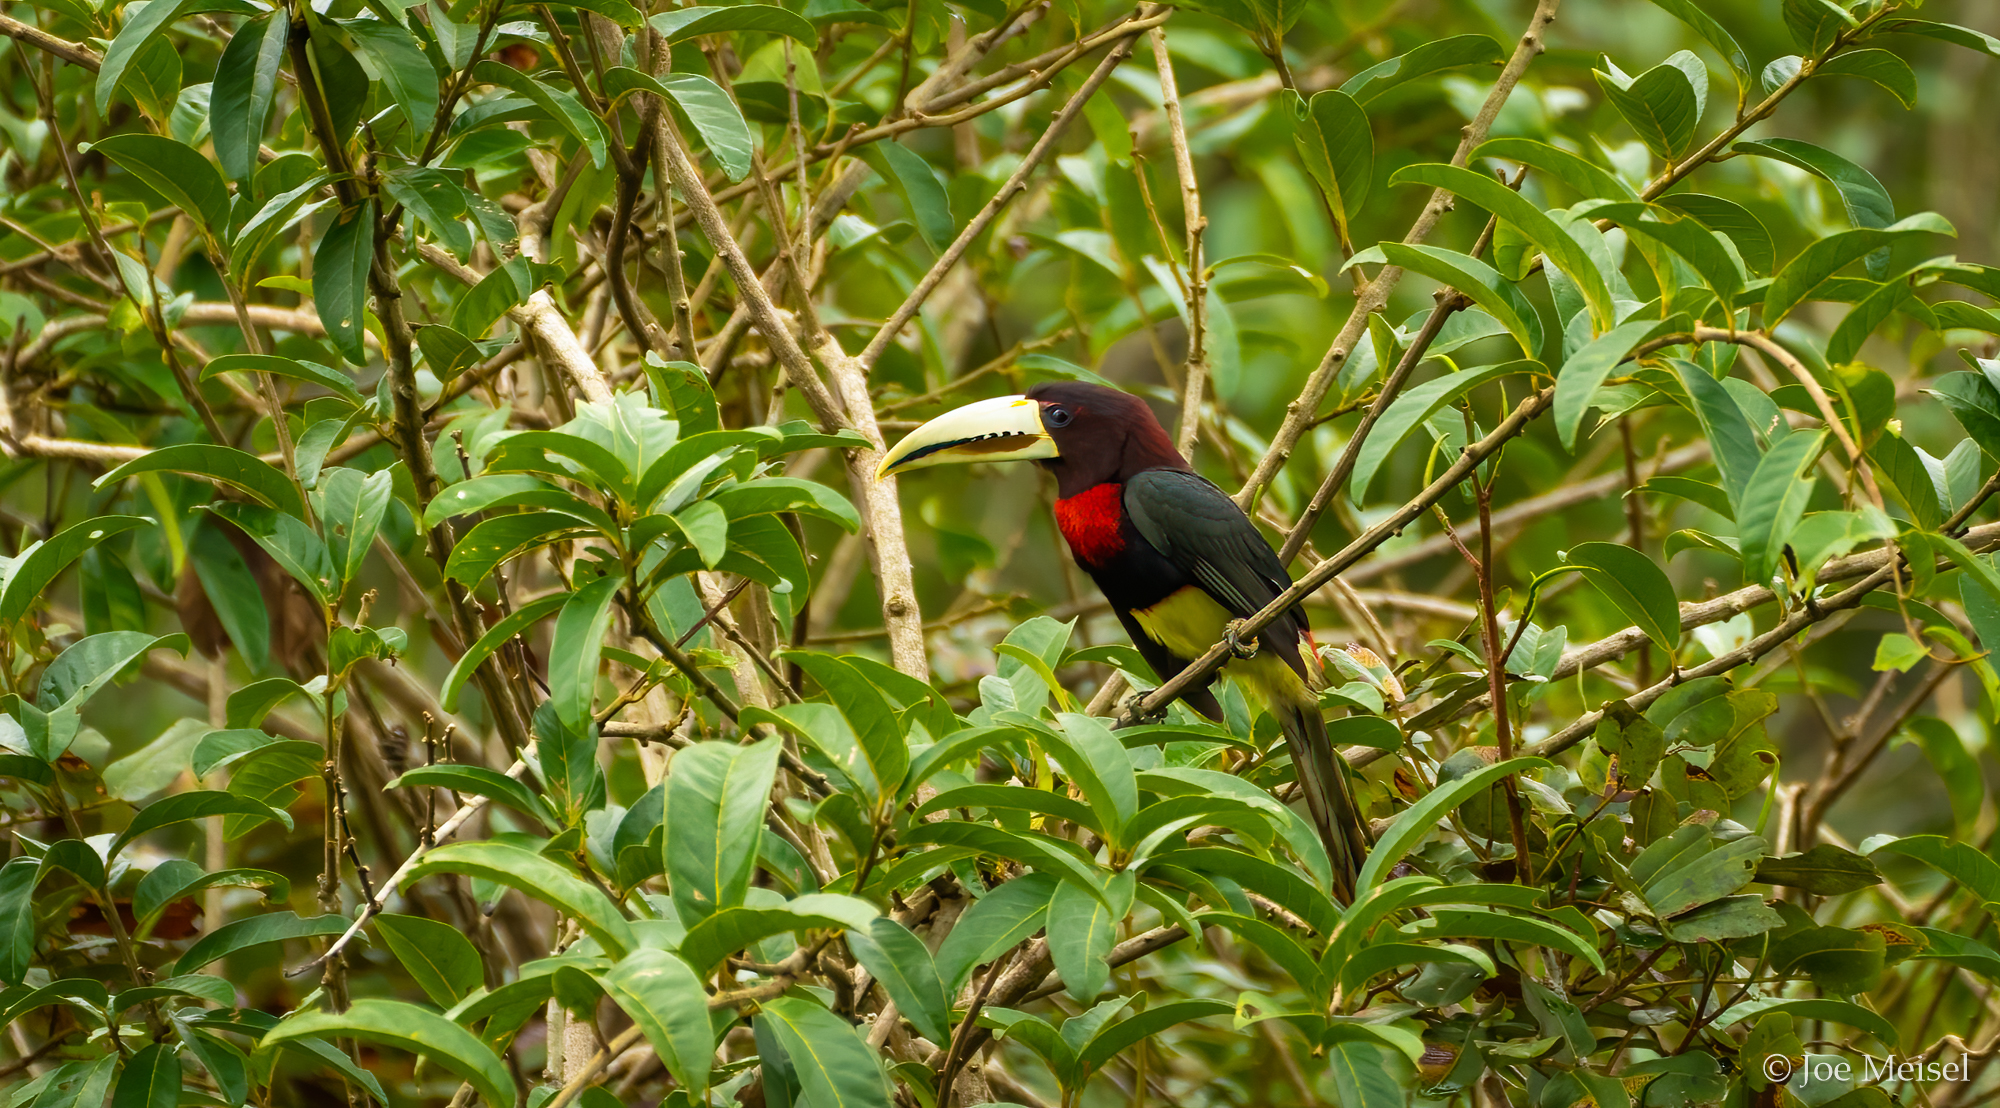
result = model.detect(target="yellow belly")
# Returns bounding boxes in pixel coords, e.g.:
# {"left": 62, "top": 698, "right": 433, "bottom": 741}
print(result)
{"left": 1130, "top": 586, "right": 1311, "bottom": 709}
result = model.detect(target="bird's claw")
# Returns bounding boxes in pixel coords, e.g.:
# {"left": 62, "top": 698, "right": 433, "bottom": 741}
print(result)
{"left": 1224, "top": 619, "right": 1260, "bottom": 660}
{"left": 1118, "top": 692, "right": 1168, "bottom": 725}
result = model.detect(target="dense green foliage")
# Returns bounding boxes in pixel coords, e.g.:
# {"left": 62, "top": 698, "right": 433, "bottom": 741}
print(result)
{"left": 4, "top": 0, "right": 2000, "bottom": 1105}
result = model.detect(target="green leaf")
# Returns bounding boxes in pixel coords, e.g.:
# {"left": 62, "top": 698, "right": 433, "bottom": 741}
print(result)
{"left": 443, "top": 512, "right": 593, "bottom": 584}
{"left": 87, "top": 135, "right": 228, "bottom": 239}
{"left": 0, "top": 516, "right": 151, "bottom": 625}
{"left": 1339, "top": 942, "right": 1493, "bottom": 991}
{"left": 1930, "top": 371, "right": 2000, "bottom": 461}
{"left": 1641, "top": 0, "right": 1750, "bottom": 84}
{"left": 134, "top": 862, "right": 287, "bottom": 925}
{"left": 1348, "top": 360, "right": 1538, "bottom": 503}
{"left": 1827, "top": 258, "right": 1957, "bottom": 366}
{"left": 847, "top": 919, "right": 949, "bottom": 1044}
{"left": 0, "top": 755, "right": 53, "bottom": 787}
{"left": 201, "top": 354, "right": 364, "bottom": 405}
{"left": 412, "top": 320, "right": 483, "bottom": 376}
{"left": 204, "top": 502, "right": 336, "bottom": 604}
{"left": 1040, "top": 713, "right": 1138, "bottom": 846}
{"left": 1718, "top": 996, "right": 1897, "bottom": 1048}
{"left": 532, "top": 700, "right": 602, "bottom": 827}
{"left": 1403, "top": 907, "right": 1604, "bottom": 972}
{"left": 1287, "top": 90, "right": 1372, "bottom": 248}
{"left": 933, "top": 872, "right": 1057, "bottom": 993}
{"left": 191, "top": 551, "right": 263, "bottom": 667}
{"left": 474, "top": 61, "right": 610, "bottom": 169}
{"left": 538, "top": 0, "right": 644, "bottom": 27}
{"left": 39, "top": 838, "right": 106, "bottom": 890}
{"left": 1566, "top": 542, "right": 1681, "bottom": 657}
{"left": 1077, "top": 998, "right": 1232, "bottom": 1072}
{"left": 439, "top": 593, "right": 567, "bottom": 711}
{"left": 709, "top": 477, "right": 861, "bottom": 531}
{"left": 319, "top": 467, "right": 394, "bottom": 588}
{"left": 899, "top": 823, "right": 1108, "bottom": 908}
{"left": 1656, "top": 193, "right": 1776, "bottom": 274}
{"left": 1338, "top": 34, "right": 1504, "bottom": 103}
{"left": 1906, "top": 716, "right": 1983, "bottom": 831}
{"left": 210, "top": 11, "right": 288, "bottom": 181}
{"left": 1755, "top": 844, "right": 1882, "bottom": 894}
{"left": 403, "top": 841, "right": 636, "bottom": 956}
{"left": 343, "top": 18, "right": 440, "bottom": 131}
{"left": 1735, "top": 139, "right": 1901, "bottom": 274}
{"left": 1877, "top": 19, "right": 2000, "bottom": 59}
{"left": 859, "top": 142, "right": 955, "bottom": 254}
{"left": 1047, "top": 870, "right": 1132, "bottom": 1000}
{"left": 1552, "top": 316, "right": 1681, "bottom": 450}
{"left": 97, "top": 0, "right": 230, "bottom": 116}
{"left": 1817, "top": 48, "right": 1916, "bottom": 107}
{"left": 1661, "top": 894, "right": 1783, "bottom": 942}
{"left": 662, "top": 737, "right": 783, "bottom": 924}
{"left": 1388, "top": 162, "right": 1616, "bottom": 329}
{"left": 597, "top": 949, "right": 715, "bottom": 1100}
{"left": 1872, "top": 833, "right": 2000, "bottom": 903}
{"left": 1324, "top": 1039, "right": 1407, "bottom": 1108}
{"left": 99, "top": 443, "right": 307, "bottom": 519}
{"left": 1588, "top": 202, "right": 1746, "bottom": 309}
{"left": 1643, "top": 834, "right": 1765, "bottom": 916}
{"left": 1672, "top": 360, "right": 1762, "bottom": 503}
{"left": 111, "top": 1043, "right": 180, "bottom": 1108}
{"left": 1595, "top": 59, "right": 1701, "bottom": 161}
{"left": 375, "top": 913, "right": 484, "bottom": 1007}
{"left": 175, "top": 911, "right": 347, "bottom": 974}
{"left": 1737, "top": 430, "right": 1824, "bottom": 586}
{"left": 548, "top": 575, "right": 622, "bottom": 732}
{"left": 913, "top": 784, "right": 1097, "bottom": 833}
{"left": 1201, "top": 912, "right": 1326, "bottom": 993}
{"left": 1474, "top": 137, "right": 1635, "bottom": 202}
{"left": 261, "top": 998, "right": 515, "bottom": 1108}
{"left": 650, "top": 4, "right": 816, "bottom": 46}
{"left": 1783, "top": 0, "right": 1856, "bottom": 55}
{"left": 784, "top": 653, "right": 909, "bottom": 808}
{"left": 679, "top": 894, "right": 877, "bottom": 974}
{"left": 601, "top": 68, "right": 754, "bottom": 182}
{"left": 39, "top": 631, "right": 190, "bottom": 714}
{"left": 1357, "top": 757, "right": 1552, "bottom": 893}
{"left": 315, "top": 200, "right": 376, "bottom": 365}
{"left": 1349, "top": 243, "right": 1542, "bottom": 361}
{"left": 0, "top": 858, "right": 35, "bottom": 982}
{"left": 757, "top": 997, "right": 891, "bottom": 1108}
{"left": 112, "top": 790, "right": 286, "bottom": 859}
{"left": 387, "top": 765, "right": 552, "bottom": 826}
{"left": 232, "top": 175, "right": 335, "bottom": 273}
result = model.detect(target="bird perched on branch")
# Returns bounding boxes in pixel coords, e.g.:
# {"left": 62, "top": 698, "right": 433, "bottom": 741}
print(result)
{"left": 879, "top": 381, "right": 1370, "bottom": 899}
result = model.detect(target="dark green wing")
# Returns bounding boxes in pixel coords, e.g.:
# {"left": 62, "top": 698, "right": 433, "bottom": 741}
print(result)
{"left": 1121, "top": 469, "right": 1309, "bottom": 644}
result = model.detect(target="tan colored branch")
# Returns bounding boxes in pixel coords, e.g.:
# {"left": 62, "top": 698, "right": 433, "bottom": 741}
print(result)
{"left": 1152, "top": 25, "right": 1208, "bottom": 460}
{"left": 516, "top": 203, "right": 616, "bottom": 404}
{"left": 1232, "top": 0, "right": 1563, "bottom": 511}
{"left": 855, "top": 18, "right": 1147, "bottom": 370}
{"left": 0, "top": 13, "right": 100, "bottom": 70}
{"left": 653, "top": 115, "right": 931, "bottom": 677}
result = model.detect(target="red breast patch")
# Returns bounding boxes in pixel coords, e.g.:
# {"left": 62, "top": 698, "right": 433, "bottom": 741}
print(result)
{"left": 1054, "top": 483, "right": 1125, "bottom": 567}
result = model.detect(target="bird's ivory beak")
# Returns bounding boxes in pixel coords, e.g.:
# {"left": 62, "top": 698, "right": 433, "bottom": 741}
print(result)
{"left": 875, "top": 395, "right": 1059, "bottom": 478}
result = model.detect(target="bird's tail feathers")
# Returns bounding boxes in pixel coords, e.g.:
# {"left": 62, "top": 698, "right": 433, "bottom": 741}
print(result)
{"left": 1273, "top": 698, "right": 1370, "bottom": 904}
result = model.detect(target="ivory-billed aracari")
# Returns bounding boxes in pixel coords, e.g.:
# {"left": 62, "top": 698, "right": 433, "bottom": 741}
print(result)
{"left": 877, "top": 381, "right": 1369, "bottom": 897}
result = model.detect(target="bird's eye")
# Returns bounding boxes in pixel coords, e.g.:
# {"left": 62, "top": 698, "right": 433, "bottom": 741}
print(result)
{"left": 1046, "top": 406, "right": 1072, "bottom": 427}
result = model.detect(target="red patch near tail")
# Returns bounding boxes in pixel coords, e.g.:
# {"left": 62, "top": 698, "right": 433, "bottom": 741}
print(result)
{"left": 1054, "top": 483, "right": 1126, "bottom": 568}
